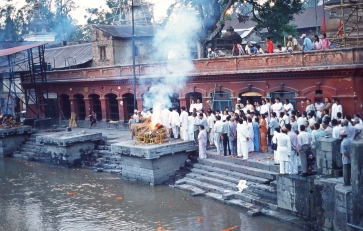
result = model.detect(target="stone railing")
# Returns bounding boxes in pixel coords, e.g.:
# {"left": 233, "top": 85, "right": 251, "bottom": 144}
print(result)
{"left": 24, "top": 47, "right": 363, "bottom": 83}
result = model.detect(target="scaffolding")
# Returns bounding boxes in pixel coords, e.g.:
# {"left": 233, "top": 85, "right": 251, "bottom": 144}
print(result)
{"left": 0, "top": 42, "right": 50, "bottom": 120}
{"left": 325, "top": 0, "right": 363, "bottom": 47}
{"left": 111, "top": 0, "right": 154, "bottom": 26}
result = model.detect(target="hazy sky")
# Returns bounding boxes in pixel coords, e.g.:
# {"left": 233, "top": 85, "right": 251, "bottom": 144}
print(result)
{"left": 0, "top": 0, "right": 173, "bottom": 24}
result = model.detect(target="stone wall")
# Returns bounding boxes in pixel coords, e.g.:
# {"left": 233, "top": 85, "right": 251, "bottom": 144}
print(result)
{"left": 0, "top": 134, "right": 29, "bottom": 157}
{"left": 113, "top": 39, "right": 154, "bottom": 66}
{"left": 121, "top": 152, "right": 189, "bottom": 185}
{"left": 351, "top": 141, "right": 363, "bottom": 228}
{"left": 316, "top": 138, "right": 342, "bottom": 175}
{"left": 92, "top": 27, "right": 115, "bottom": 67}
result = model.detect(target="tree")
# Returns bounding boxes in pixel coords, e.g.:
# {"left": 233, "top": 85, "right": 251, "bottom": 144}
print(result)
{"left": 166, "top": 0, "right": 304, "bottom": 46}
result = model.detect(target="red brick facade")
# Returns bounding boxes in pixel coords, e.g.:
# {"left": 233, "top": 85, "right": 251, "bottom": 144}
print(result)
{"left": 24, "top": 47, "right": 363, "bottom": 121}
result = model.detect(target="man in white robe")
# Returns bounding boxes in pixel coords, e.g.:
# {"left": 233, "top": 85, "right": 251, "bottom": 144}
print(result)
{"left": 159, "top": 108, "right": 171, "bottom": 129}
{"left": 197, "top": 125, "right": 207, "bottom": 159}
{"left": 187, "top": 112, "right": 195, "bottom": 141}
{"left": 247, "top": 117, "right": 254, "bottom": 152}
{"left": 331, "top": 99, "right": 343, "bottom": 120}
{"left": 213, "top": 115, "right": 223, "bottom": 155}
{"left": 276, "top": 128, "right": 292, "bottom": 174}
{"left": 133, "top": 110, "right": 139, "bottom": 123}
{"left": 207, "top": 110, "right": 215, "bottom": 145}
{"left": 179, "top": 106, "right": 189, "bottom": 141}
{"left": 237, "top": 118, "right": 249, "bottom": 160}
{"left": 169, "top": 108, "right": 180, "bottom": 139}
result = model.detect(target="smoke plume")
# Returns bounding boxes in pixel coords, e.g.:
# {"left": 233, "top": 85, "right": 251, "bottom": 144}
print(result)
{"left": 141, "top": 9, "right": 202, "bottom": 124}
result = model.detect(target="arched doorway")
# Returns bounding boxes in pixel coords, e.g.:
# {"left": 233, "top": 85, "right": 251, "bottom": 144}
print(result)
{"left": 211, "top": 91, "right": 231, "bottom": 112}
{"left": 123, "top": 93, "right": 136, "bottom": 121}
{"left": 59, "top": 94, "right": 71, "bottom": 120}
{"left": 89, "top": 94, "right": 102, "bottom": 121}
{"left": 239, "top": 92, "right": 262, "bottom": 109}
{"left": 185, "top": 92, "right": 202, "bottom": 111}
{"left": 170, "top": 93, "right": 180, "bottom": 113}
{"left": 105, "top": 93, "right": 119, "bottom": 121}
{"left": 74, "top": 94, "right": 86, "bottom": 120}
{"left": 270, "top": 91, "right": 296, "bottom": 108}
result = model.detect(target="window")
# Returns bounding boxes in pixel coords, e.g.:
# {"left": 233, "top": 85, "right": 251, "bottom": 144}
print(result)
{"left": 134, "top": 45, "right": 139, "bottom": 57}
{"left": 99, "top": 46, "right": 106, "bottom": 61}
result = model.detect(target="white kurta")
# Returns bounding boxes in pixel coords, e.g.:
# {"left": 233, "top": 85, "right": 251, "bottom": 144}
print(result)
{"left": 331, "top": 104, "right": 343, "bottom": 120}
{"left": 169, "top": 110, "right": 180, "bottom": 139}
{"left": 247, "top": 122, "right": 254, "bottom": 152}
{"left": 198, "top": 130, "right": 207, "bottom": 159}
{"left": 179, "top": 111, "right": 189, "bottom": 141}
{"left": 237, "top": 123, "right": 249, "bottom": 159}
{"left": 189, "top": 103, "right": 196, "bottom": 112}
{"left": 283, "top": 103, "right": 294, "bottom": 119}
{"left": 207, "top": 115, "right": 215, "bottom": 145}
{"left": 276, "top": 133, "right": 292, "bottom": 174}
{"left": 159, "top": 109, "right": 171, "bottom": 128}
{"left": 188, "top": 116, "right": 195, "bottom": 141}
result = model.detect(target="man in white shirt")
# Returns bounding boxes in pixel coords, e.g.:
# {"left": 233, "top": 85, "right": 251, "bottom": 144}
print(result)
{"left": 207, "top": 110, "right": 215, "bottom": 145}
{"left": 342, "top": 120, "right": 357, "bottom": 139}
{"left": 245, "top": 100, "right": 253, "bottom": 111}
{"left": 271, "top": 98, "right": 283, "bottom": 114}
{"left": 159, "top": 107, "right": 171, "bottom": 129}
{"left": 235, "top": 98, "right": 242, "bottom": 111}
{"left": 195, "top": 99, "right": 203, "bottom": 111}
{"left": 331, "top": 98, "right": 343, "bottom": 120}
{"left": 237, "top": 118, "right": 249, "bottom": 160}
{"left": 283, "top": 99, "right": 294, "bottom": 120}
{"left": 276, "top": 128, "right": 291, "bottom": 175}
{"left": 179, "top": 106, "right": 189, "bottom": 141}
{"left": 315, "top": 99, "right": 324, "bottom": 119}
{"left": 352, "top": 118, "right": 363, "bottom": 140}
{"left": 322, "top": 121, "right": 333, "bottom": 138}
{"left": 169, "top": 108, "right": 180, "bottom": 139}
{"left": 213, "top": 115, "right": 224, "bottom": 155}
{"left": 290, "top": 116, "right": 298, "bottom": 134}
{"left": 268, "top": 112, "right": 279, "bottom": 144}
{"left": 298, "top": 125, "right": 312, "bottom": 176}
{"left": 305, "top": 99, "right": 315, "bottom": 116}
{"left": 332, "top": 119, "right": 342, "bottom": 139}
{"left": 297, "top": 113, "right": 307, "bottom": 133}
{"left": 187, "top": 112, "right": 195, "bottom": 141}
{"left": 145, "top": 108, "right": 153, "bottom": 118}
{"left": 133, "top": 110, "right": 139, "bottom": 123}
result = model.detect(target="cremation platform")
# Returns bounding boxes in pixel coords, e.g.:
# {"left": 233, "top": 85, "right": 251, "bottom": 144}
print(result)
{"left": 36, "top": 131, "right": 102, "bottom": 164}
{"left": 0, "top": 126, "right": 33, "bottom": 157}
{"left": 111, "top": 140, "right": 197, "bottom": 185}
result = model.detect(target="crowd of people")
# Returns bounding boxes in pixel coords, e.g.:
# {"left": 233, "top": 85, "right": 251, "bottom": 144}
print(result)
{"left": 207, "top": 33, "right": 331, "bottom": 58}
{"left": 128, "top": 97, "right": 362, "bottom": 183}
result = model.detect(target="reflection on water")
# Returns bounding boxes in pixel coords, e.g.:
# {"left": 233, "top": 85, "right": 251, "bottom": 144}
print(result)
{"left": 0, "top": 158, "right": 298, "bottom": 231}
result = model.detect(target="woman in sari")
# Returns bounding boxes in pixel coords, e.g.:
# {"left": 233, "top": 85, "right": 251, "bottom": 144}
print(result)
{"left": 258, "top": 114, "right": 268, "bottom": 152}
{"left": 253, "top": 117, "right": 261, "bottom": 152}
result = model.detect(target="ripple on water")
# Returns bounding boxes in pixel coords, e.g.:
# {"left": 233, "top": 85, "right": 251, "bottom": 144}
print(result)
{"left": 0, "top": 158, "right": 299, "bottom": 231}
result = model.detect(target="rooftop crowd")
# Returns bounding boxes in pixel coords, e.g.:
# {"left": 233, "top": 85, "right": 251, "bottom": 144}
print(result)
{"left": 127, "top": 97, "right": 362, "bottom": 184}
{"left": 207, "top": 33, "right": 331, "bottom": 58}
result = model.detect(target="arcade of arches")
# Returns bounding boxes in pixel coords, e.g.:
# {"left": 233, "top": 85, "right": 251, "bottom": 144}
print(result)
{"left": 54, "top": 89, "right": 330, "bottom": 122}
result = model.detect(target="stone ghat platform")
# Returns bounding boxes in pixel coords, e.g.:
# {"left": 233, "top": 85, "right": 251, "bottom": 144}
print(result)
{"left": 111, "top": 140, "right": 197, "bottom": 185}
{"left": 36, "top": 131, "right": 103, "bottom": 165}
{"left": 0, "top": 126, "right": 33, "bottom": 157}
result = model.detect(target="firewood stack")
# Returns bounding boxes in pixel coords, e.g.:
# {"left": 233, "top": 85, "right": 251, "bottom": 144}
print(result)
{"left": 131, "top": 118, "right": 169, "bottom": 144}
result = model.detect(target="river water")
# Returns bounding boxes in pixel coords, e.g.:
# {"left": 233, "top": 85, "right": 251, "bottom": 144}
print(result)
{"left": 0, "top": 158, "right": 298, "bottom": 231}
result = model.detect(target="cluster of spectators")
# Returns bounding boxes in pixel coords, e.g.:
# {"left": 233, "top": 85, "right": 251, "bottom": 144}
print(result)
{"left": 207, "top": 33, "right": 331, "bottom": 58}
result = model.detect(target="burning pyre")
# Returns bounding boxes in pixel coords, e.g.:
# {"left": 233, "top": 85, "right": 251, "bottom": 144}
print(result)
{"left": 131, "top": 118, "right": 169, "bottom": 144}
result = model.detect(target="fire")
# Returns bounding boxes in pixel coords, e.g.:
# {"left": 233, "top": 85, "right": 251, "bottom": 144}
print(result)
{"left": 131, "top": 118, "right": 169, "bottom": 144}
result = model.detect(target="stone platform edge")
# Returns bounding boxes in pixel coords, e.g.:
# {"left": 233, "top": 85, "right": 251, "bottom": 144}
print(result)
{"left": 111, "top": 140, "right": 197, "bottom": 159}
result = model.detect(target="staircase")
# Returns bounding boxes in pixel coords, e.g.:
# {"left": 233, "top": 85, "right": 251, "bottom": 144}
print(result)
{"left": 93, "top": 140, "right": 122, "bottom": 173}
{"left": 173, "top": 153, "right": 310, "bottom": 229}
{"left": 13, "top": 134, "right": 47, "bottom": 161}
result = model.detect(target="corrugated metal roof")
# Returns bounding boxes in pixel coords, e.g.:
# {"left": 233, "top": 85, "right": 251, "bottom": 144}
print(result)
{"left": 93, "top": 24, "right": 159, "bottom": 38}
{"left": 0, "top": 42, "right": 48, "bottom": 57}
{"left": 223, "top": 6, "right": 329, "bottom": 32}
{"left": 45, "top": 43, "right": 92, "bottom": 69}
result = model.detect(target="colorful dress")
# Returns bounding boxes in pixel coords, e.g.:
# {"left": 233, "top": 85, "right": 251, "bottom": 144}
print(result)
{"left": 253, "top": 122, "right": 260, "bottom": 152}
{"left": 259, "top": 119, "right": 268, "bottom": 152}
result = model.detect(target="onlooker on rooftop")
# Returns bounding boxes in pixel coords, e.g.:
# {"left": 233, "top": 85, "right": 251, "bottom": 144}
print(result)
{"left": 321, "top": 33, "right": 330, "bottom": 50}
{"left": 301, "top": 34, "right": 314, "bottom": 51}
{"left": 287, "top": 35, "right": 301, "bottom": 52}
{"left": 232, "top": 41, "right": 243, "bottom": 56}
{"left": 207, "top": 47, "right": 215, "bottom": 58}
{"left": 274, "top": 45, "right": 287, "bottom": 53}
{"left": 266, "top": 37, "right": 274, "bottom": 53}
{"left": 214, "top": 48, "right": 225, "bottom": 57}
{"left": 313, "top": 35, "right": 322, "bottom": 50}
{"left": 256, "top": 45, "right": 264, "bottom": 54}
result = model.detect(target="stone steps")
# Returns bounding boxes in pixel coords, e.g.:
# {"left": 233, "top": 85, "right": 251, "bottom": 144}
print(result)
{"left": 184, "top": 163, "right": 271, "bottom": 185}
{"left": 206, "top": 153, "right": 280, "bottom": 173}
{"left": 194, "top": 158, "right": 278, "bottom": 180}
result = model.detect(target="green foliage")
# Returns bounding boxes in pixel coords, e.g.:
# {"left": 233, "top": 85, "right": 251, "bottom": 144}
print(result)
{"left": 249, "top": 0, "right": 303, "bottom": 44}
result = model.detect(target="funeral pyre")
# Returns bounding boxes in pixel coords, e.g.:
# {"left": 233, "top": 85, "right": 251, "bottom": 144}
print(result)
{"left": 131, "top": 118, "right": 169, "bottom": 144}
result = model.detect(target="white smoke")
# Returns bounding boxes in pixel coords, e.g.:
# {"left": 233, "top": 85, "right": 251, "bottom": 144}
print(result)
{"left": 141, "top": 9, "right": 202, "bottom": 124}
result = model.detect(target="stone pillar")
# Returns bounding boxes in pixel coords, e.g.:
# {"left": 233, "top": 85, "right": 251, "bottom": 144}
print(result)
{"left": 83, "top": 98, "right": 91, "bottom": 116}
{"left": 315, "top": 137, "right": 342, "bottom": 175}
{"left": 99, "top": 98, "right": 108, "bottom": 121}
{"left": 69, "top": 98, "right": 77, "bottom": 114}
{"left": 117, "top": 98, "right": 125, "bottom": 121}
{"left": 351, "top": 140, "right": 363, "bottom": 227}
